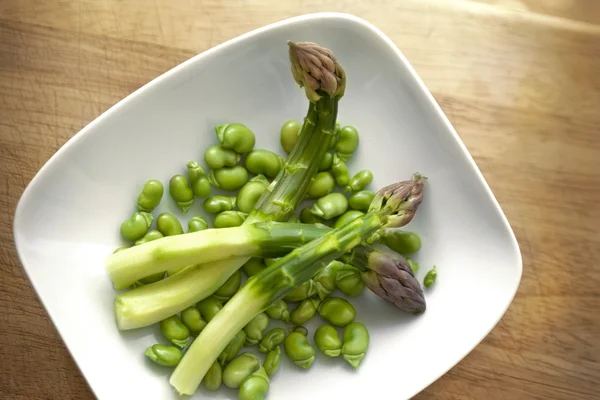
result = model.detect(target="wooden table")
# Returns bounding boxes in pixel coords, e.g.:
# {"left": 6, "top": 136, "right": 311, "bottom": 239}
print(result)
{"left": 1, "top": 0, "right": 599, "bottom": 398}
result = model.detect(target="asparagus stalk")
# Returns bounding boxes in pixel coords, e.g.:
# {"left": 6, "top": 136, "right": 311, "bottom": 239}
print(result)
{"left": 112, "top": 41, "right": 346, "bottom": 330}
{"left": 107, "top": 223, "right": 330, "bottom": 290}
{"left": 169, "top": 175, "right": 426, "bottom": 395}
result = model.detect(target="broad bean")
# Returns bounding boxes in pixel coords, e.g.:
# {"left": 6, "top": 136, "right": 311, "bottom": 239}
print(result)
{"left": 345, "top": 170, "right": 373, "bottom": 193}
{"left": 159, "top": 315, "right": 191, "bottom": 348}
{"left": 245, "top": 150, "right": 282, "bottom": 178}
{"left": 214, "top": 270, "right": 241, "bottom": 301}
{"left": 223, "top": 353, "right": 260, "bottom": 388}
{"left": 169, "top": 175, "right": 194, "bottom": 213}
{"left": 120, "top": 212, "right": 153, "bottom": 241}
{"left": 203, "top": 195, "right": 236, "bottom": 214}
{"left": 145, "top": 344, "right": 182, "bottom": 367}
{"left": 216, "top": 123, "right": 256, "bottom": 153}
{"left": 318, "top": 297, "right": 356, "bottom": 327}
{"left": 187, "top": 216, "right": 208, "bottom": 232}
{"left": 284, "top": 331, "right": 315, "bottom": 369}
{"left": 306, "top": 171, "right": 335, "bottom": 198}
{"left": 186, "top": 161, "right": 211, "bottom": 198}
{"left": 214, "top": 211, "right": 248, "bottom": 228}
{"left": 237, "top": 175, "right": 269, "bottom": 213}
{"left": 136, "top": 179, "right": 163, "bottom": 212}
{"left": 290, "top": 298, "right": 320, "bottom": 326}
{"left": 314, "top": 324, "right": 342, "bottom": 357}
{"left": 331, "top": 154, "right": 350, "bottom": 186}
{"left": 208, "top": 166, "right": 248, "bottom": 191}
{"left": 244, "top": 312, "right": 270, "bottom": 346}
{"left": 333, "top": 210, "right": 364, "bottom": 229}
{"left": 310, "top": 193, "right": 348, "bottom": 220}
{"left": 342, "top": 322, "right": 369, "bottom": 368}
{"left": 258, "top": 327, "right": 286, "bottom": 353}
{"left": 204, "top": 145, "right": 240, "bottom": 169}
{"left": 382, "top": 229, "right": 422, "bottom": 255}
{"left": 280, "top": 120, "right": 301, "bottom": 153}
{"left": 156, "top": 213, "right": 184, "bottom": 236}
{"left": 348, "top": 190, "right": 375, "bottom": 211}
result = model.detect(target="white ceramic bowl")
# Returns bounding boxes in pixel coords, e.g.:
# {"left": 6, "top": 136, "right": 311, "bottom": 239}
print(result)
{"left": 14, "top": 12, "right": 522, "bottom": 400}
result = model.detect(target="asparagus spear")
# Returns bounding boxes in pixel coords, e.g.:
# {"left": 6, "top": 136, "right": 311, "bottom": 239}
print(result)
{"left": 112, "top": 41, "right": 346, "bottom": 330}
{"left": 169, "top": 175, "right": 426, "bottom": 395}
{"left": 107, "top": 222, "right": 330, "bottom": 290}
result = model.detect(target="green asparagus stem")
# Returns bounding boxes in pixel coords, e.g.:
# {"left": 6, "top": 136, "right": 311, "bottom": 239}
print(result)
{"left": 111, "top": 40, "right": 345, "bottom": 330}
{"left": 107, "top": 223, "right": 329, "bottom": 290}
{"left": 169, "top": 175, "right": 425, "bottom": 395}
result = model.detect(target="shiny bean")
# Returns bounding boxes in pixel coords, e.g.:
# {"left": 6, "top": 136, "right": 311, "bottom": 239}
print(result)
{"left": 214, "top": 211, "right": 248, "bottom": 228}
{"left": 237, "top": 175, "right": 269, "bottom": 213}
{"left": 214, "top": 270, "right": 242, "bottom": 301}
{"left": 306, "top": 171, "right": 335, "bottom": 198}
{"left": 310, "top": 193, "right": 348, "bottom": 220}
{"left": 345, "top": 170, "right": 373, "bottom": 193}
{"left": 348, "top": 190, "right": 376, "bottom": 211}
{"left": 208, "top": 166, "right": 249, "bottom": 191}
{"left": 342, "top": 322, "right": 369, "bottom": 368}
{"left": 180, "top": 306, "right": 207, "bottom": 335}
{"left": 186, "top": 161, "right": 211, "bottom": 198}
{"left": 204, "top": 145, "right": 241, "bottom": 169}
{"left": 318, "top": 297, "right": 356, "bottom": 327}
{"left": 331, "top": 154, "right": 350, "bottom": 187}
{"left": 136, "top": 179, "right": 163, "bottom": 212}
{"left": 203, "top": 195, "right": 236, "bottom": 214}
{"left": 145, "top": 344, "right": 182, "bottom": 367}
{"left": 223, "top": 353, "right": 260, "bottom": 388}
{"left": 120, "top": 212, "right": 153, "bottom": 241}
{"left": 335, "top": 125, "right": 359, "bottom": 161}
{"left": 245, "top": 149, "right": 283, "bottom": 179}
{"left": 216, "top": 123, "right": 256, "bottom": 153}
{"left": 284, "top": 331, "right": 315, "bottom": 369}
{"left": 382, "top": 229, "right": 422, "bottom": 255}
{"left": 280, "top": 120, "right": 301, "bottom": 153}
{"left": 187, "top": 216, "right": 208, "bottom": 233}
{"left": 314, "top": 324, "right": 342, "bottom": 357}
{"left": 258, "top": 327, "right": 286, "bottom": 353}
{"left": 156, "top": 213, "right": 184, "bottom": 236}
{"left": 169, "top": 174, "right": 194, "bottom": 213}
{"left": 159, "top": 315, "right": 191, "bottom": 348}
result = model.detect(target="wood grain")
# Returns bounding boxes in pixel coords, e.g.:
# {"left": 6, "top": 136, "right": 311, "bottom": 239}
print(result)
{"left": 1, "top": 0, "right": 599, "bottom": 399}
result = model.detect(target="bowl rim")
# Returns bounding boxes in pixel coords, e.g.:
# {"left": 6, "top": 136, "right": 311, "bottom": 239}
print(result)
{"left": 13, "top": 12, "right": 523, "bottom": 399}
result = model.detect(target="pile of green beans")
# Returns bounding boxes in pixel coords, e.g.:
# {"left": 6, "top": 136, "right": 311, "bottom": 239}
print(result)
{"left": 117, "top": 119, "right": 430, "bottom": 399}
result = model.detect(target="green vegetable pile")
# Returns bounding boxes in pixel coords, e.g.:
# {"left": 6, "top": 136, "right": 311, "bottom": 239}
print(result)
{"left": 105, "top": 41, "right": 437, "bottom": 398}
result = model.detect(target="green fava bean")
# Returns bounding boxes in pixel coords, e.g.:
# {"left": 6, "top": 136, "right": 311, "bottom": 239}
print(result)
{"left": 290, "top": 298, "right": 321, "bottom": 326}
{"left": 186, "top": 161, "right": 211, "bottom": 198}
{"left": 336, "top": 125, "right": 359, "bottom": 161}
{"left": 306, "top": 171, "right": 335, "bottom": 198}
{"left": 204, "top": 145, "right": 241, "bottom": 169}
{"left": 214, "top": 211, "right": 248, "bottom": 228}
{"left": 239, "top": 366, "right": 270, "bottom": 400}
{"left": 214, "top": 270, "right": 242, "bottom": 301}
{"left": 424, "top": 266, "right": 437, "bottom": 288}
{"left": 336, "top": 265, "right": 365, "bottom": 297}
{"left": 180, "top": 306, "right": 207, "bottom": 335}
{"left": 203, "top": 195, "right": 236, "bottom": 214}
{"left": 258, "top": 327, "right": 286, "bottom": 353}
{"left": 223, "top": 352, "right": 261, "bottom": 388}
{"left": 120, "top": 212, "right": 153, "bottom": 241}
{"left": 134, "top": 229, "right": 163, "bottom": 246}
{"left": 345, "top": 170, "right": 373, "bottom": 193}
{"left": 138, "top": 271, "right": 164, "bottom": 285}
{"left": 169, "top": 175, "right": 194, "bottom": 213}
{"left": 159, "top": 315, "right": 191, "bottom": 348}
{"left": 348, "top": 190, "right": 376, "bottom": 211}
{"left": 314, "top": 260, "right": 343, "bottom": 299}
{"left": 334, "top": 210, "right": 365, "bottom": 229}
{"left": 156, "top": 213, "right": 184, "bottom": 236}
{"left": 318, "top": 297, "right": 356, "bottom": 327}
{"left": 299, "top": 208, "right": 325, "bottom": 225}
{"left": 407, "top": 257, "right": 420, "bottom": 274}
{"left": 284, "top": 279, "right": 316, "bottom": 302}
{"left": 216, "top": 123, "right": 256, "bottom": 153}
{"left": 310, "top": 193, "right": 348, "bottom": 220}
{"left": 342, "top": 322, "right": 370, "bottom": 368}
{"left": 136, "top": 179, "right": 164, "bottom": 212}
{"left": 331, "top": 154, "right": 350, "bottom": 187}
{"left": 318, "top": 152, "right": 334, "bottom": 171}
{"left": 237, "top": 175, "right": 270, "bottom": 213}
{"left": 245, "top": 149, "right": 283, "bottom": 179}
{"left": 382, "top": 229, "right": 422, "bottom": 255}
{"left": 188, "top": 216, "right": 208, "bottom": 232}
{"left": 244, "top": 312, "right": 270, "bottom": 346}
{"left": 204, "top": 361, "right": 222, "bottom": 391}
{"left": 219, "top": 330, "right": 247, "bottom": 365}
{"left": 144, "top": 344, "right": 182, "bottom": 367}
{"left": 264, "top": 346, "right": 281, "bottom": 377}
{"left": 264, "top": 257, "right": 278, "bottom": 267}
{"left": 243, "top": 257, "right": 266, "bottom": 277}
{"left": 280, "top": 119, "right": 301, "bottom": 153}
{"left": 292, "top": 326, "right": 309, "bottom": 336}
{"left": 197, "top": 297, "right": 223, "bottom": 322}
{"left": 314, "top": 324, "right": 343, "bottom": 357}
{"left": 265, "top": 299, "right": 290, "bottom": 323}
{"left": 208, "top": 166, "right": 249, "bottom": 191}
{"left": 284, "top": 331, "right": 315, "bottom": 369}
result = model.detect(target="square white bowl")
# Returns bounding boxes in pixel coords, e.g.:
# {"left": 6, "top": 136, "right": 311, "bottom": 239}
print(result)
{"left": 14, "top": 12, "right": 522, "bottom": 400}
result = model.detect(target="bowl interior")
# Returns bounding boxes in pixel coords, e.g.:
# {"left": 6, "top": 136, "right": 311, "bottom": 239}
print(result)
{"left": 14, "top": 13, "right": 521, "bottom": 400}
